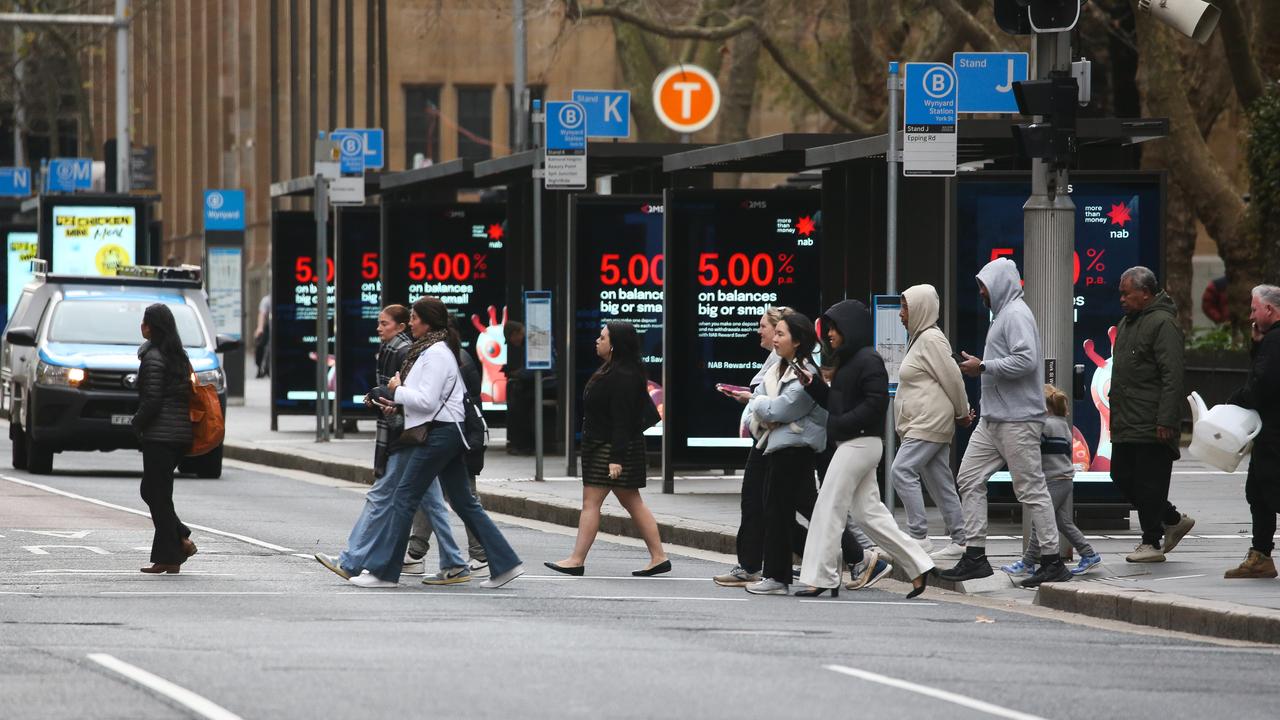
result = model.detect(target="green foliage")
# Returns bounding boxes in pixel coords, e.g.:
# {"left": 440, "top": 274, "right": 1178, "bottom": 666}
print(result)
{"left": 1185, "top": 326, "right": 1247, "bottom": 352}
{"left": 1245, "top": 83, "right": 1280, "bottom": 282}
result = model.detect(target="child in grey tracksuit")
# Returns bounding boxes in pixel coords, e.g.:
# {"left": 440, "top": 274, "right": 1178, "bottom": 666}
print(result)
{"left": 1008, "top": 385, "right": 1102, "bottom": 576}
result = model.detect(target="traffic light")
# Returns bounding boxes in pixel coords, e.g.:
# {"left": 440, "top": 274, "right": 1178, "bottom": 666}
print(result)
{"left": 1011, "top": 73, "right": 1079, "bottom": 167}
{"left": 994, "top": 0, "right": 1081, "bottom": 34}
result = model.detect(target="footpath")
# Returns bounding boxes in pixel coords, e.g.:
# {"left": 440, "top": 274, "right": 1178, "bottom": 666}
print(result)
{"left": 227, "top": 374, "right": 1280, "bottom": 645}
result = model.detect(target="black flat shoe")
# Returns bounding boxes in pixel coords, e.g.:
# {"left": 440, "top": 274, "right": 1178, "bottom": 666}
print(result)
{"left": 544, "top": 561, "right": 585, "bottom": 576}
{"left": 794, "top": 586, "right": 839, "bottom": 598}
{"left": 632, "top": 559, "right": 671, "bottom": 577}
{"left": 907, "top": 572, "right": 929, "bottom": 599}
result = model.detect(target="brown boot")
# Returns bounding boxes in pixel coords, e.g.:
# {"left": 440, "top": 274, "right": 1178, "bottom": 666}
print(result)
{"left": 1224, "top": 549, "right": 1278, "bottom": 579}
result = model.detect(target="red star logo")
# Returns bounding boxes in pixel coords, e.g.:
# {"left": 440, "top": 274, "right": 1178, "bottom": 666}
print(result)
{"left": 1107, "top": 203, "right": 1132, "bottom": 227}
{"left": 796, "top": 216, "right": 815, "bottom": 237}
{"left": 486, "top": 223, "right": 504, "bottom": 241}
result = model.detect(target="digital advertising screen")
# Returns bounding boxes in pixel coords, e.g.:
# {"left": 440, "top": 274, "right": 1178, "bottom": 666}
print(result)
{"left": 954, "top": 173, "right": 1164, "bottom": 503}
{"left": 271, "top": 211, "right": 335, "bottom": 415}
{"left": 48, "top": 205, "right": 140, "bottom": 276}
{"left": 572, "top": 196, "right": 665, "bottom": 444}
{"left": 664, "top": 189, "right": 823, "bottom": 465}
{"left": 383, "top": 204, "right": 508, "bottom": 411}
{"left": 335, "top": 208, "right": 381, "bottom": 413}
{"left": 4, "top": 229, "right": 38, "bottom": 324}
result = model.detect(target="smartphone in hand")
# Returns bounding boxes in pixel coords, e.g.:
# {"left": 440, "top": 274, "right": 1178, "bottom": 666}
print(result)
{"left": 716, "top": 383, "right": 750, "bottom": 395}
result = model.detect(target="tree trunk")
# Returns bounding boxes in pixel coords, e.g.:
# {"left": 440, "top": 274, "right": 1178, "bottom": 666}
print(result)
{"left": 1135, "top": 8, "right": 1257, "bottom": 333}
{"left": 718, "top": 0, "right": 763, "bottom": 145}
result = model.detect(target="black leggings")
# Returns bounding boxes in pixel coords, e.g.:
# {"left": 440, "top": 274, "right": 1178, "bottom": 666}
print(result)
{"left": 761, "top": 447, "right": 863, "bottom": 585}
{"left": 140, "top": 443, "right": 190, "bottom": 564}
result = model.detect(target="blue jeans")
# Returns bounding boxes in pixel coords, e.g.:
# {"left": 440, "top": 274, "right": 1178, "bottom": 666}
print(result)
{"left": 339, "top": 449, "right": 405, "bottom": 575}
{"left": 416, "top": 479, "right": 466, "bottom": 569}
{"left": 355, "top": 424, "right": 521, "bottom": 583}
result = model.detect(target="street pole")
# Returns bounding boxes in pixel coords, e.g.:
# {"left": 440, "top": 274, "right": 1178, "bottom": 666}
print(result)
{"left": 114, "top": 0, "right": 129, "bottom": 192}
{"left": 884, "top": 61, "right": 901, "bottom": 511}
{"left": 1023, "top": 30, "right": 1075, "bottom": 553}
{"left": 315, "top": 174, "right": 331, "bottom": 443}
{"left": 512, "top": 0, "right": 527, "bottom": 152}
{"left": 12, "top": 26, "right": 23, "bottom": 167}
{"left": 532, "top": 100, "right": 545, "bottom": 481}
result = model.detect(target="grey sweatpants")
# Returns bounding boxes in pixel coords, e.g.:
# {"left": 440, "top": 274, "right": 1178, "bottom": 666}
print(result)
{"left": 890, "top": 437, "right": 965, "bottom": 545}
{"left": 408, "top": 473, "right": 486, "bottom": 562}
{"left": 1023, "top": 479, "right": 1094, "bottom": 564}
{"left": 956, "top": 418, "right": 1059, "bottom": 554}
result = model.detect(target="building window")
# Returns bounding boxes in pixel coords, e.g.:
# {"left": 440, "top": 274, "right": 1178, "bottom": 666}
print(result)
{"left": 456, "top": 86, "right": 493, "bottom": 162}
{"left": 403, "top": 84, "right": 441, "bottom": 167}
{"left": 507, "top": 84, "right": 544, "bottom": 154}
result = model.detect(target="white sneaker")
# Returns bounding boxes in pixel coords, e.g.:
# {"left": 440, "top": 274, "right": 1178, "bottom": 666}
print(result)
{"left": 401, "top": 559, "right": 426, "bottom": 575}
{"left": 914, "top": 536, "right": 935, "bottom": 554}
{"left": 930, "top": 543, "right": 966, "bottom": 561}
{"left": 349, "top": 570, "right": 397, "bottom": 588}
{"left": 468, "top": 558, "right": 490, "bottom": 577}
{"left": 479, "top": 563, "right": 524, "bottom": 589}
{"left": 1125, "top": 543, "right": 1166, "bottom": 563}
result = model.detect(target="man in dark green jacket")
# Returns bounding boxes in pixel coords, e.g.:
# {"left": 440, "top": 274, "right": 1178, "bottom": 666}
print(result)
{"left": 1109, "top": 266, "right": 1195, "bottom": 563}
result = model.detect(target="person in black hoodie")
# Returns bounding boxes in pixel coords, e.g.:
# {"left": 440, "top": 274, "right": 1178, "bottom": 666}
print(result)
{"left": 546, "top": 321, "right": 670, "bottom": 577}
{"left": 797, "top": 300, "right": 933, "bottom": 598}
{"left": 1225, "top": 285, "right": 1280, "bottom": 579}
{"left": 132, "top": 303, "right": 196, "bottom": 574}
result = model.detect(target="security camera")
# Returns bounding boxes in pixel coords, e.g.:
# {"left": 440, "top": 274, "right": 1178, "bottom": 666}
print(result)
{"left": 1137, "top": 0, "right": 1221, "bottom": 44}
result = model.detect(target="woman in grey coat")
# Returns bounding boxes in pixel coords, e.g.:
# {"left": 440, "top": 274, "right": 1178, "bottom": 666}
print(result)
{"left": 743, "top": 310, "right": 832, "bottom": 595}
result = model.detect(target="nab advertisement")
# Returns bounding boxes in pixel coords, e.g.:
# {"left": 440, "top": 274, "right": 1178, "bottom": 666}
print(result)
{"left": 664, "top": 189, "right": 823, "bottom": 464}
{"left": 335, "top": 208, "right": 381, "bottom": 413}
{"left": 382, "top": 204, "right": 508, "bottom": 411}
{"left": 954, "top": 174, "right": 1164, "bottom": 503}
{"left": 271, "top": 211, "right": 335, "bottom": 414}
{"left": 572, "top": 196, "right": 665, "bottom": 443}
{"left": 50, "top": 205, "right": 138, "bottom": 276}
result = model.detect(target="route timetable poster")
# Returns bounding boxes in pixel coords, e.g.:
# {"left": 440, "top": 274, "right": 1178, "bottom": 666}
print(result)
{"left": 664, "top": 189, "right": 822, "bottom": 462}
{"left": 50, "top": 205, "right": 138, "bottom": 276}
{"left": 954, "top": 174, "right": 1163, "bottom": 503}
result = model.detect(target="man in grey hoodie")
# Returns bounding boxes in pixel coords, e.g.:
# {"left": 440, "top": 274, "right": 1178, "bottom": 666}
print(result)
{"left": 938, "top": 258, "right": 1072, "bottom": 587}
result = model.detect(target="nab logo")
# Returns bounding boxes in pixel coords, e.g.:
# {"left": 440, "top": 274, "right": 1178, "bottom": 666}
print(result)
{"left": 652, "top": 64, "right": 720, "bottom": 134}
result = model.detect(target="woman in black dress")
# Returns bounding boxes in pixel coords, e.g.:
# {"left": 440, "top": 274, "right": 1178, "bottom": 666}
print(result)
{"left": 132, "top": 304, "right": 196, "bottom": 574}
{"left": 546, "top": 321, "right": 670, "bottom": 577}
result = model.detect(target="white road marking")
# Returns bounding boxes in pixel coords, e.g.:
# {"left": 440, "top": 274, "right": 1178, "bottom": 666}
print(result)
{"left": 1150, "top": 574, "right": 1207, "bottom": 582}
{"left": 824, "top": 664, "right": 1048, "bottom": 720}
{"left": 0, "top": 474, "right": 294, "bottom": 553}
{"left": 87, "top": 653, "right": 244, "bottom": 720}
{"left": 521, "top": 574, "right": 708, "bottom": 582}
{"left": 568, "top": 595, "right": 749, "bottom": 602}
{"left": 22, "top": 545, "right": 110, "bottom": 555}
{"left": 799, "top": 600, "right": 939, "bottom": 606}
{"left": 26, "top": 569, "right": 235, "bottom": 576}
{"left": 101, "top": 591, "right": 283, "bottom": 596}
{"left": 15, "top": 529, "right": 93, "bottom": 539}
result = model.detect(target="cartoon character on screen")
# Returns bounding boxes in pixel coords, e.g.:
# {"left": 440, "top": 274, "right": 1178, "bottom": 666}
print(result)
{"left": 1082, "top": 325, "right": 1118, "bottom": 472}
{"left": 472, "top": 305, "right": 508, "bottom": 404}
{"left": 647, "top": 380, "right": 664, "bottom": 422}
{"left": 308, "top": 351, "right": 337, "bottom": 393}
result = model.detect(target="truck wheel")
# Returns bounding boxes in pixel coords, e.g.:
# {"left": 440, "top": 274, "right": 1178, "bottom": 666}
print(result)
{"left": 26, "top": 432, "right": 53, "bottom": 475}
{"left": 11, "top": 424, "right": 28, "bottom": 470}
{"left": 180, "top": 446, "right": 223, "bottom": 479}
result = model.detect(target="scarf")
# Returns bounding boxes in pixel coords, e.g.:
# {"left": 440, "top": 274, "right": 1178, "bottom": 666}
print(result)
{"left": 399, "top": 329, "right": 450, "bottom": 381}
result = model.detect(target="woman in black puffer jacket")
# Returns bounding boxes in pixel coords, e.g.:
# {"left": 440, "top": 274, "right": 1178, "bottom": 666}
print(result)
{"left": 132, "top": 303, "right": 195, "bottom": 574}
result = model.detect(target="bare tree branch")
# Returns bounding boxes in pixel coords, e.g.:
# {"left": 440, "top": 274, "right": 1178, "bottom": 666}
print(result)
{"left": 1216, "top": 0, "right": 1265, "bottom": 108}
{"left": 933, "top": 0, "right": 1000, "bottom": 52}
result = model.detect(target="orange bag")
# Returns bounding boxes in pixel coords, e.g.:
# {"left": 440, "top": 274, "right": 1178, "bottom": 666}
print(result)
{"left": 188, "top": 367, "right": 225, "bottom": 457}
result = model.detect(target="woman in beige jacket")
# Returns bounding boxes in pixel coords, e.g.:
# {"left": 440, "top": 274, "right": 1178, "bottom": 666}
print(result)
{"left": 892, "top": 284, "right": 973, "bottom": 561}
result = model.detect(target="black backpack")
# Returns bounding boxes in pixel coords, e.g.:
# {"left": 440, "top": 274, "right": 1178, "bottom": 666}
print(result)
{"left": 462, "top": 391, "right": 488, "bottom": 475}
